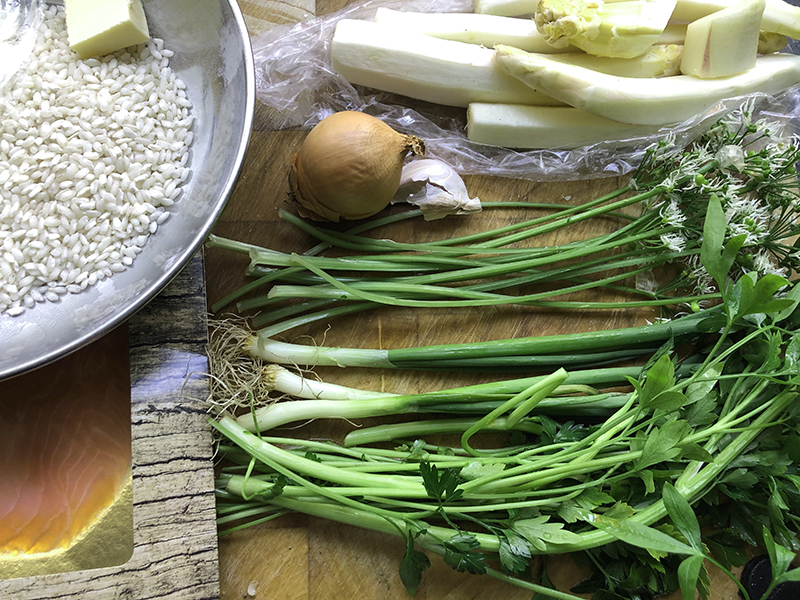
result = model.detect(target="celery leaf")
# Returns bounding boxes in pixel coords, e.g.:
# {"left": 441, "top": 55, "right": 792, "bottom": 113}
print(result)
{"left": 499, "top": 529, "right": 531, "bottom": 575}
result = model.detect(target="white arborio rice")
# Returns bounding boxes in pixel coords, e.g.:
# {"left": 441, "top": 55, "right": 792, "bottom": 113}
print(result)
{"left": 0, "top": 5, "right": 193, "bottom": 316}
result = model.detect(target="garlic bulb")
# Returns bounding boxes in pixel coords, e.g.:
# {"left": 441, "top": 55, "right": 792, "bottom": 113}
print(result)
{"left": 393, "top": 159, "right": 482, "bottom": 220}
{"left": 289, "top": 111, "right": 425, "bottom": 222}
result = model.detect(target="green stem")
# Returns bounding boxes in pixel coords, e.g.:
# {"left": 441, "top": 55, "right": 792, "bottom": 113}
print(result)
{"left": 341, "top": 416, "right": 544, "bottom": 446}
{"left": 461, "top": 369, "right": 568, "bottom": 456}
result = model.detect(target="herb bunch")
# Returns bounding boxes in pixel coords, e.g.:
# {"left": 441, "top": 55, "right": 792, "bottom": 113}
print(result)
{"left": 213, "top": 270, "right": 800, "bottom": 599}
{"left": 208, "top": 105, "right": 800, "bottom": 600}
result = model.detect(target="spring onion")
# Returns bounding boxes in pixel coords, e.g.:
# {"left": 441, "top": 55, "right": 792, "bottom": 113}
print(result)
{"left": 213, "top": 279, "right": 800, "bottom": 598}
{"left": 209, "top": 110, "right": 800, "bottom": 347}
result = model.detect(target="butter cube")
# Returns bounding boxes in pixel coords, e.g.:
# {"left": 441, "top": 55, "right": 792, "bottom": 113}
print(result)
{"left": 65, "top": 0, "right": 150, "bottom": 59}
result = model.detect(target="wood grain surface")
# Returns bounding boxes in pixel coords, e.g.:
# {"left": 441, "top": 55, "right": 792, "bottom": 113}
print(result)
{"left": 210, "top": 2, "right": 744, "bottom": 599}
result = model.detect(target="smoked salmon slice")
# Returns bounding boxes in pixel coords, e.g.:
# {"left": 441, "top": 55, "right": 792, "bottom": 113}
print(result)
{"left": 0, "top": 325, "right": 131, "bottom": 556}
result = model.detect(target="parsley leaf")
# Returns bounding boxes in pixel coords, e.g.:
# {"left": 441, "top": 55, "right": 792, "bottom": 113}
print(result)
{"left": 512, "top": 516, "right": 584, "bottom": 551}
{"left": 498, "top": 529, "right": 531, "bottom": 575}
{"left": 443, "top": 533, "right": 486, "bottom": 575}
{"left": 632, "top": 419, "right": 692, "bottom": 471}
{"left": 398, "top": 529, "right": 430, "bottom": 597}
{"left": 253, "top": 474, "right": 286, "bottom": 501}
{"left": 419, "top": 461, "right": 463, "bottom": 504}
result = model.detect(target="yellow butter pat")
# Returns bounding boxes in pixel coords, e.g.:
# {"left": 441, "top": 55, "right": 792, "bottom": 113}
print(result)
{"left": 65, "top": 0, "right": 150, "bottom": 59}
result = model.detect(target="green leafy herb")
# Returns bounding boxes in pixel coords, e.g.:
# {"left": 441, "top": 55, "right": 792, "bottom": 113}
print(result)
{"left": 210, "top": 106, "right": 800, "bottom": 600}
{"left": 582, "top": 511, "right": 696, "bottom": 558}
{"left": 512, "top": 516, "right": 584, "bottom": 551}
{"left": 632, "top": 420, "right": 692, "bottom": 471}
{"left": 662, "top": 483, "right": 703, "bottom": 552}
{"left": 399, "top": 529, "right": 431, "bottom": 596}
{"left": 499, "top": 529, "right": 531, "bottom": 575}
{"left": 443, "top": 533, "right": 486, "bottom": 575}
{"left": 419, "top": 461, "right": 464, "bottom": 504}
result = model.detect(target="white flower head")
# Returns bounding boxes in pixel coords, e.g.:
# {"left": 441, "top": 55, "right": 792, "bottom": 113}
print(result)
{"left": 724, "top": 195, "right": 769, "bottom": 245}
{"left": 750, "top": 117, "right": 795, "bottom": 152}
{"left": 717, "top": 99, "right": 757, "bottom": 137}
{"left": 660, "top": 196, "right": 687, "bottom": 228}
{"left": 684, "top": 255, "right": 716, "bottom": 296}
{"left": 658, "top": 170, "right": 682, "bottom": 192}
{"left": 675, "top": 151, "right": 709, "bottom": 183}
{"left": 751, "top": 250, "right": 787, "bottom": 278}
{"left": 661, "top": 232, "right": 687, "bottom": 252}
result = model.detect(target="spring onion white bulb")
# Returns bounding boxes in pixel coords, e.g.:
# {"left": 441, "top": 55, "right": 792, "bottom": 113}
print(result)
{"left": 289, "top": 111, "right": 425, "bottom": 222}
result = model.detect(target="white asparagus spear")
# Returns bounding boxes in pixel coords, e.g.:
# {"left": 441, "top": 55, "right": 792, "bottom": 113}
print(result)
{"left": 374, "top": 7, "right": 576, "bottom": 53}
{"left": 494, "top": 44, "right": 800, "bottom": 125}
{"left": 331, "top": 19, "right": 563, "bottom": 108}
{"left": 331, "top": 19, "right": 683, "bottom": 109}
{"left": 467, "top": 103, "right": 661, "bottom": 148}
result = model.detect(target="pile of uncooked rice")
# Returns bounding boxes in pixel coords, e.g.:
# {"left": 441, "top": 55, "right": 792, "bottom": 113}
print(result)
{"left": 0, "top": 5, "right": 193, "bottom": 316}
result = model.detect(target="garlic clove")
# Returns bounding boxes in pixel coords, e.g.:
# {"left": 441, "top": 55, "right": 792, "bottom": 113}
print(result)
{"left": 393, "top": 158, "right": 481, "bottom": 220}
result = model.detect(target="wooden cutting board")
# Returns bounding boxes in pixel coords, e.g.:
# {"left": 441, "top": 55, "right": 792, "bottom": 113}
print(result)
{"left": 209, "top": 2, "right": 745, "bottom": 599}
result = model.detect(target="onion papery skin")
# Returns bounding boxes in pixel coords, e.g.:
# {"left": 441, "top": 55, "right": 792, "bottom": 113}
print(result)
{"left": 290, "top": 111, "right": 424, "bottom": 222}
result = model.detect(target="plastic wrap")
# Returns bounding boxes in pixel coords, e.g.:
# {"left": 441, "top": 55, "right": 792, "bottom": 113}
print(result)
{"left": 0, "top": 0, "right": 42, "bottom": 92}
{"left": 250, "top": 0, "right": 800, "bottom": 181}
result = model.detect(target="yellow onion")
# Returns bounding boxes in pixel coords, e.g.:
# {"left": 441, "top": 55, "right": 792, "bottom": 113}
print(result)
{"left": 289, "top": 111, "right": 425, "bottom": 222}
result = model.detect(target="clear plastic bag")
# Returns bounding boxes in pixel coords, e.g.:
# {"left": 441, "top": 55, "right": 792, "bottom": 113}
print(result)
{"left": 0, "top": 0, "right": 42, "bottom": 92}
{"left": 250, "top": 0, "right": 800, "bottom": 181}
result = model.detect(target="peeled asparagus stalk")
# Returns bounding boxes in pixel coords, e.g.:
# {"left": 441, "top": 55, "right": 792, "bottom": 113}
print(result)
{"left": 494, "top": 44, "right": 800, "bottom": 125}
{"left": 331, "top": 19, "right": 686, "bottom": 109}
{"left": 373, "top": 8, "right": 683, "bottom": 76}
{"left": 548, "top": 44, "right": 683, "bottom": 77}
{"left": 680, "top": 0, "right": 765, "bottom": 78}
{"left": 467, "top": 103, "right": 661, "bottom": 148}
{"left": 374, "top": 8, "right": 576, "bottom": 53}
{"left": 331, "top": 19, "right": 562, "bottom": 107}
{"left": 474, "top": 0, "right": 539, "bottom": 16}
{"left": 673, "top": 0, "right": 800, "bottom": 40}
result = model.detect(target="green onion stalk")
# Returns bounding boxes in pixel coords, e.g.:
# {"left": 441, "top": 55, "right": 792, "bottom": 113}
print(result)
{"left": 208, "top": 104, "right": 800, "bottom": 344}
{"left": 223, "top": 362, "right": 645, "bottom": 433}
{"left": 211, "top": 243, "right": 800, "bottom": 599}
